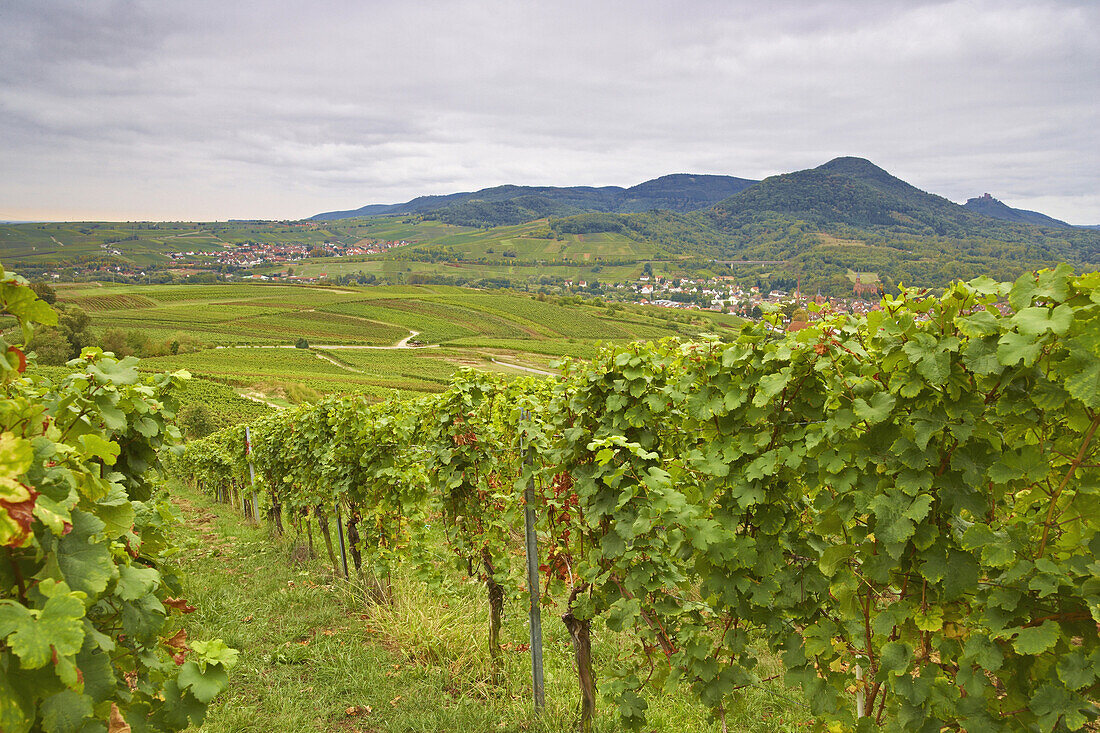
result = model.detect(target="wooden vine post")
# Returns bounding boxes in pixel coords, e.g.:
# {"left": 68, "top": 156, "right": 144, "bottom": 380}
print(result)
{"left": 335, "top": 502, "right": 350, "bottom": 579}
{"left": 245, "top": 425, "right": 261, "bottom": 523}
{"left": 315, "top": 506, "right": 339, "bottom": 575}
{"left": 520, "top": 410, "right": 546, "bottom": 711}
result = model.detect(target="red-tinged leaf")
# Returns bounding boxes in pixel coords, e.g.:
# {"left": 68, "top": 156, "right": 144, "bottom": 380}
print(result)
{"left": 162, "top": 628, "right": 189, "bottom": 652}
{"left": 7, "top": 346, "right": 26, "bottom": 373}
{"left": 0, "top": 479, "right": 37, "bottom": 547}
{"left": 108, "top": 703, "right": 132, "bottom": 733}
{"left": 164, "top": 597, "right": 196, "bottom": 614}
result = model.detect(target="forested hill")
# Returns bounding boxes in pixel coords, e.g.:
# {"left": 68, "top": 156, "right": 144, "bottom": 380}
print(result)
{"left": 710, "top": 156, "right": 1003, "bottom": 234}
{"left": 549, "top": 156, "right": 1100, "bottom": 290}
{"left": 310, "top": 173, "right": 758, "bottom": 225}
{"left": 963, "top": 192, "right": 1073, "bottom": 228}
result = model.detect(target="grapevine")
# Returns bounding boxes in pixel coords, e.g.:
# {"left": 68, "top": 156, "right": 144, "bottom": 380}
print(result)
{"left": 174, "top": 266, "right": 1100, "bottom": 732}
{"left": 0, "top": 265, "right": 236, "bottom": 732}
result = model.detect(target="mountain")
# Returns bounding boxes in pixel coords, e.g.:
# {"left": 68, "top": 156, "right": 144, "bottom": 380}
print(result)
{"left": 541, "top": 156, "right": 1100, "bottom": 291}
{"left": 310, "top": 174, "right": 758, "bottom": 225}
{"left": 310, "top": 155, "right": 1099, "bottom": 293}
{"left": 708, "top": 157, "right": 982, "bottom": 234}
{"left": 616, "top": 174, "right": 759, "bottom": 212}
{"left": 962, "top": 193, "right": 1072, "bottom": 228}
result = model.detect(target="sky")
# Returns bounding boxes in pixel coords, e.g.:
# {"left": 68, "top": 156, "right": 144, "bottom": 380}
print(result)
{"left": 1, "top": 0, "right": 1097, "bottom": 224}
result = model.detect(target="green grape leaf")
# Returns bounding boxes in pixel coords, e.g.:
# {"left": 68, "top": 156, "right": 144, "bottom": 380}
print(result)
{"left": 57, "top": 510, "right": 113, "bottom": 597}
{"left": 955, "top": 309, "right": 1001, "bottom": 338}
{"left": 39, "top": 689, "right": 93, "bottom": 733}
{"left": 818, "top": 544, "right": 854, "bottom": 576}
{"left": 96, "top": 484, "right": 135, "bottom": 540}
{"left": 1056, "top": 650, "right": 1097, "bottom": 690}
{"left": 115, "top": 564, "right": 159, "bottom": 602}
{"left": 1029, "top": 684, "right": 1090, "bottom": 732}
{"left": 133, "top": 416, "right": 160, "bottom": 438}
{"left": 191, "top": 639, "right": 239, "bottom": 670}
{"left": 877, "top": 641, "right": 912, "bottom": 678}
{"left": 88, "top": 357, "right": 140, "bottom": 386}
{"left": 1013, "top": 304, "right": 1073, "bottom": 336}
{"left": 963, "top": 635, "right": 1003, "bottom": 672}
{"left": 0, "top": 592, "right": 85, "bottom": 669}
{"left": 942, "top": 550, "right": 980, "bottom": 601}
{"left": 961, "top": 336, "right": 1002, "bottom": 375}
{"left": 0, "top": 665, "right": 35, "bottom": 733}
{"left": 77, "top": 434, "right": 119, "bottom": 466}
{"left": 0, "top": 432, "right": 34, "bottom": 478}
{"left": 1011, "top": 621, "right": 1061, "bottom": 656}
{"left": 853, "top": 392, "right": 895, "bottom": 425}
{"left": 32, "top": 494, "right": 73, "bottom": 537}
{"left": 997, "top": 331, "right": 1043, "bottom": 366}
{"left": 75, "top": 646, "right": 116, "bottom": 703}
{"left": 1060, "top": 336, "right": 1100, "bottom": 409}
{"left": 176, "top": 660, "right": 229, "bottom": 703}
{"left": 913, "top": 606, "right": 944, "bottom": 632}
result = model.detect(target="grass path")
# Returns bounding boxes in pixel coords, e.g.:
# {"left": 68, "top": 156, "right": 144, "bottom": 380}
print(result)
{"left": 168, "top": 482, "right": 808, "bottom": 732}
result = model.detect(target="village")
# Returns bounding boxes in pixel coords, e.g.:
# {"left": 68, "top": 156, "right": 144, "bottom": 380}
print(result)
{"left": 165, "top": 237, "right": 411, "bottom": 269}
{"left": 590, "top": 272, "right": 1015, "bottom": 326}
{"left": 559, "top": 272, "right": 888, "bottom": 320}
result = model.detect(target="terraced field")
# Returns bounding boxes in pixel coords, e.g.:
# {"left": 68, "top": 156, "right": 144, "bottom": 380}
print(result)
{"left": 53, "top": 281, "right": 740, "bottom": 400}
{"left": 139, "top": 348, "right": 385, "bottom": 394}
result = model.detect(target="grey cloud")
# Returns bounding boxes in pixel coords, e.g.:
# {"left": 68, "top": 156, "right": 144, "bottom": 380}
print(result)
{"left": 0, "top": 0, "right": 1097, "bottom": 222}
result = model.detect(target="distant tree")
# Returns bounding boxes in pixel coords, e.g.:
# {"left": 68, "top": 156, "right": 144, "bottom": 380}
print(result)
{"left": 56, "top": 304, "right": 94, "bottom": 355}
{"left": 27, "top": 328, "right": 72, "bottom": 366}
{"left": 125, "top": 330, "right": 149, "bottom": 356}
{"left": 295, "top": 338, "right": 309, "bottom": 349}
{"left": 27, "top": 304, "right": 93, "bottom": 362}
{"left": 100, "top": 328, "right": 131, "bottom": 357}
{"left": 30, "top": 281, "right": 57, "bottom": 304}
{"left": 179, "top": 404, "right": 217, "bottom": 440}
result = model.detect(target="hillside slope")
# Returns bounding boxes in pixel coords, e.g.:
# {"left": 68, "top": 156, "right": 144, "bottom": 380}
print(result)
{"left": 546, "top": 156, "right": 1100, "bottom": 290}
{"left": 311, "top": 173, "right": 757, "bottom": 225}
{"left": 963, "top": 193, "right": 1073, "bottom": 228}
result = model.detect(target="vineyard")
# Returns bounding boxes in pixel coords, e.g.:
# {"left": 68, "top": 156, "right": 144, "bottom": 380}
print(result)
{"left": 172, "top": 266, "right": 1100, "bottom": 731}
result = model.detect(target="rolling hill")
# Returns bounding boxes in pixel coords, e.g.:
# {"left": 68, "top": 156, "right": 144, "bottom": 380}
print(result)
{"left": 310, "top": 173, "right": 758, "bottom": 226}
{"left": 541, "top": 156, "right": 1100, "bottom": 291}
{"left": 4, "top": 156, "right": 1098, "bottom": 296}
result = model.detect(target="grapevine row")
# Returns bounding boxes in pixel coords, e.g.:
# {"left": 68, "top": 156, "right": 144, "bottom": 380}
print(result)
{"left": 174, "top": 266, "right": 1100, "bottom": 732}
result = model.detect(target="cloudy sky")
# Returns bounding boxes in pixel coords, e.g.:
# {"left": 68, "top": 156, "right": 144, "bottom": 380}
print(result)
{"left": 1, "top": 0, "right": 1097, "bottom": 223}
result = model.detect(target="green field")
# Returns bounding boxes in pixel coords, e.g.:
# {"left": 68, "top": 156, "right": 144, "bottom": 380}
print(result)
{"left": 0, "top": 214, "right": 704, "bottom": 295}
{"left": 0, "top": 220, "right": 378, "bottom": 268}
{"left": 46, "top": 281, "right": 739, "bottom": 402}
{"left": 1, "top": 217, "right": 660, "bottom": 270}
